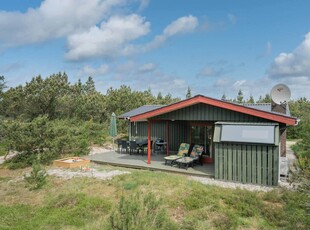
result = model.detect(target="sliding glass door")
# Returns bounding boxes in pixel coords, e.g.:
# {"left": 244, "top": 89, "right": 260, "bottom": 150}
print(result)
{"left": 191, "top": 123, "right": 213, "bottom": 157}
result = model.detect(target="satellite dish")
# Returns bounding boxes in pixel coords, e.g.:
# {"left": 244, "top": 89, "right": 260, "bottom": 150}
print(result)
{"left": 270, "top": 83, "right": 291, "bottom": 105}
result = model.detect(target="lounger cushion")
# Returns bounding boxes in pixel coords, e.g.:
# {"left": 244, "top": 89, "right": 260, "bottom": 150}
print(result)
{"left": 164, "top": 143, "right": 190, "bottom": 161}
{"left": 178, "top": 143, "right": 190, "bottom": 156}
{"left": 190, "top": 145, "right": 204, "bottom": 158}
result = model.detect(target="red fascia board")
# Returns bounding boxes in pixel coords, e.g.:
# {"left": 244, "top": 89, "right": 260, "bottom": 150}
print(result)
{"left": 130, "top": 95, "right": 297, "bottom": 125}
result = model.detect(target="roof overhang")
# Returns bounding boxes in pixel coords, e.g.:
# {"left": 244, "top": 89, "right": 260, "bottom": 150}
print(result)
{"left": 130, "top": 95, "right": 298, "bottom": 126}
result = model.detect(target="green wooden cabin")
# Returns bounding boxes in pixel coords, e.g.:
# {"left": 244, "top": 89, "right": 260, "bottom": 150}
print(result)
{"left": 119, "top": 95, "right": 298, "bottom": 186}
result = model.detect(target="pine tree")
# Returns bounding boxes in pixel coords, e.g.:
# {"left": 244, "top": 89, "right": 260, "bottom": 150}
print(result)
{"left": 0, "top": 75, "right": 6, "bottom": 97}
{"left": 186, "top": 87, "right": 192, "bottom": 99}
{"left": 236, "top": 89, "right": 244, "bottom": 103}
{"left": 247, "top": 95, "right": 255, "bottom": 103}
{"left": 84, "top": 76, "right": 96, "bottom": 94}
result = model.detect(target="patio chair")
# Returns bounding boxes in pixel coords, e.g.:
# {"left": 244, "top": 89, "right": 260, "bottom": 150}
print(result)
{"left": 117, "top": 139, "right": 122, "bottom": 152}
{"left": 129, "top": 141, "right": 143, "bottom": 155}
{"left": 164, "top": 143, "right": 190, "bottom": 166}
{"left": 121, "top": 140, "right": 128, "bottom": 153}
{"left": 189, "top": 144, "right": 204, "bottom": 166}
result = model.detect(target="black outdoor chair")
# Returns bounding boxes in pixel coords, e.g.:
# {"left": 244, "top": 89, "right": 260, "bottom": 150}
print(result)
{"left": 129, "top": 141, "right": 141, "bottom": 155}
{"left": 121, "top": 140, "right": 128, "bottom": 153}
{"left": 117, "top": 139, "right": 122, "bottom": 152}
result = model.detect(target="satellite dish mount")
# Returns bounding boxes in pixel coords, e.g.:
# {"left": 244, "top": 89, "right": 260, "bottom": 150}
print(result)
{"left": 270, "top": 83, "right": 291, "bottom": 114}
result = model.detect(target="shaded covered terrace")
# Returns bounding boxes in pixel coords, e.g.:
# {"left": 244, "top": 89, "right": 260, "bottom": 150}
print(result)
{"left": 89, "top": 151, "right": 215, "bottom": 177}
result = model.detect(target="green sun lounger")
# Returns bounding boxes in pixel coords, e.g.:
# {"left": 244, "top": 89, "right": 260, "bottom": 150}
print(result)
{"left": 164, "top": 143, "right": 190, "bottom": 166}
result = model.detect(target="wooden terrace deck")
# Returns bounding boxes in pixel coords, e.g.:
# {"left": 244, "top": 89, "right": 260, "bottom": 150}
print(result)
{"left": 88, "top": 151, "right": 215, "bottom": 177}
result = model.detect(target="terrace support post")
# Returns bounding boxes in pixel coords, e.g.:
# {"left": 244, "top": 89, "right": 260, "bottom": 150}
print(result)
{"left": 147, "top": 119, "right": 151, "bottom": 164}
{"left": 128, "top": 120, "right": 131, "bottom": 141}
{"left": 166, "top": 121, "right": 169, "bottom": 156}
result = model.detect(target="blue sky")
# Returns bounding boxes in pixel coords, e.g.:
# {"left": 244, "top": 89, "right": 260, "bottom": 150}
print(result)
{"left": 1, "top": 0, "right": 310, "bottom": 100}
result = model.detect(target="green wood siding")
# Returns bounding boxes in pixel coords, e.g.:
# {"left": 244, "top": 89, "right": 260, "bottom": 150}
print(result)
{"left": 130, "top": 121, "right": 168, "bottom": 141}
{"left": 130, "top": 120, "right": 190, "bottom": 152}
{"left": 153, "top": 103, "right": 269, "bottom": 122}
{"left": 215, "top": 143, "right": 279, "bottom": 186}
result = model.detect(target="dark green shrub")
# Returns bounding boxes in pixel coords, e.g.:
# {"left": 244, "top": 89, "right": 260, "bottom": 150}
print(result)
{"left": 290, "top": 143, "right": 310, "bottom": 195}
{"left": 1, "top": 117, "right": 100, "bottom": 168}
{"left": 107, "top": 193, "right": 177, "bottom": 230}
{"left": 24, "top": 161, "right": 47, "bottom": 190}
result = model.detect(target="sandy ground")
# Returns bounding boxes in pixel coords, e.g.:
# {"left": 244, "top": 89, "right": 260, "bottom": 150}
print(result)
{"left": 0, "top": 151, "right": 17, "bottom": 165}
{"left": 47, "top": 167, "right": 130, "bottom": 180}
{"left": 89, "top": 146, "right": 113, "bottom": 155}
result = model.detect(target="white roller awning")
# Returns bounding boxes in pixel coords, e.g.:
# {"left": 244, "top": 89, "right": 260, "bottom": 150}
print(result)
{"left": 213, "top": 122, "right": 279, "bottom": 145}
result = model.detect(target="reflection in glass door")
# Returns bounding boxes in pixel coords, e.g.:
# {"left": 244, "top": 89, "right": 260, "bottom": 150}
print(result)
{"left": 191, "top": 124, "right": 213, "bottom": 157}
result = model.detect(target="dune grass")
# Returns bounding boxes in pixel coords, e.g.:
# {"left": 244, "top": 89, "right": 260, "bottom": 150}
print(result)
{"left": 0, "top": 165, "right": 309, "bottom": 229}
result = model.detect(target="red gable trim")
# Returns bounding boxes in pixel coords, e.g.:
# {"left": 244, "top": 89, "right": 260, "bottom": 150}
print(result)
{"left": 130, "top": 95, "right": 298, "bottom": 125}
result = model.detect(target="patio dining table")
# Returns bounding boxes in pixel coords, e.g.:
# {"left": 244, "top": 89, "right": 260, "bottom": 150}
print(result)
{"left": 133, "top": 139, "right": 148, "bottom": 155}
{"left": 136, "top": 139, "right": 148, "bottom": 147}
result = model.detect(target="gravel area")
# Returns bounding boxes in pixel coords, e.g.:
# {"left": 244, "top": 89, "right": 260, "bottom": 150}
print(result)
{"left": 189, "top": 176, "right": 274, "bottom": 192}
{"left": 48, "top": 168, "right": 130, "bottom": 180}
{"left": 89, "top": 146, "right": 114, "bottom": 155}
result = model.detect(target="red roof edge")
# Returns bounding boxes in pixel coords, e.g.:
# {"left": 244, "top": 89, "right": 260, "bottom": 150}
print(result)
{"left": 130, "top": 95, "right": 298, "bottom": 125}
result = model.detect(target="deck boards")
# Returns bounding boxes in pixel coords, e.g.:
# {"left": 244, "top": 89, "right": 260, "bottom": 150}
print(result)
{"left": 88, "top": 151, "right": 215, "bottom": 177}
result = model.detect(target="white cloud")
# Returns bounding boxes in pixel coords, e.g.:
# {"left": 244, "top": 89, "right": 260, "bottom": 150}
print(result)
{"left": 198, "top": 66, "right": 223, "bottom": 77}
{"left": 268, "top": 32, "right": 310, "bottom": 78}
{"left": 82, "top": 64, "right": 109, "bottom": 76}
{"left": 138, "top": 63, "right": 157, "bottom": 73}
{"left": 0, "top": 62, "right": 24, "bottom": 73}
{"left": 163, "top": 15, "right": 198, "bottom": 37}
{"left": 99, "top": 61, "right": 187, "bottom": 97}
{"left": 227, "top": 14, "right": 237, "bottom": 24}
{"left": 149, "top": 15, "right": 198, "bottom": 48}
{"left": 115, "top": 60, "right": 136, "bottom": 75}
{"left": 197, "top": 61, "right": 233, "bottom": 78}
{"left": 266, "top": 32, "right": 310, "bottom": 98}
{"left": 257, "top": 41, "right": 272, "bottom": 59}
{"left": 266, "top": 41, "right": 273, "bottom": 56}
{"left": 213, "top": 78, "right": 258, "bottom": 99}
{"left": 123, "top": 15, "right": 199, "bottom": 55}
{"left": 65, "top": 14, "right": 150, "bottom": 60}
{"left": 214, "top": 78, "right": 233, "bottom": 88}
{"left": 144, "top": 75, "right": 187, "bottom": 97}
{"left": 201, "top": 66, "right": 215, "bottom": 76}
{"left": 0, "top": 0, "right": 128, "bottom": 48}
{"left": 137, "top": 0, "right": 150, "bottom": 12}
{"left": 233, "top": 80, "right": 247, "bottom": 88}
{"left": 66, "top": 14, "right": 198, "bottom": 60}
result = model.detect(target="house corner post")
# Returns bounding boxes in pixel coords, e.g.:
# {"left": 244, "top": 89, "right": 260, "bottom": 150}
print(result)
{"left": 147, "top": 120, "right": 151, "bottom": 164}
